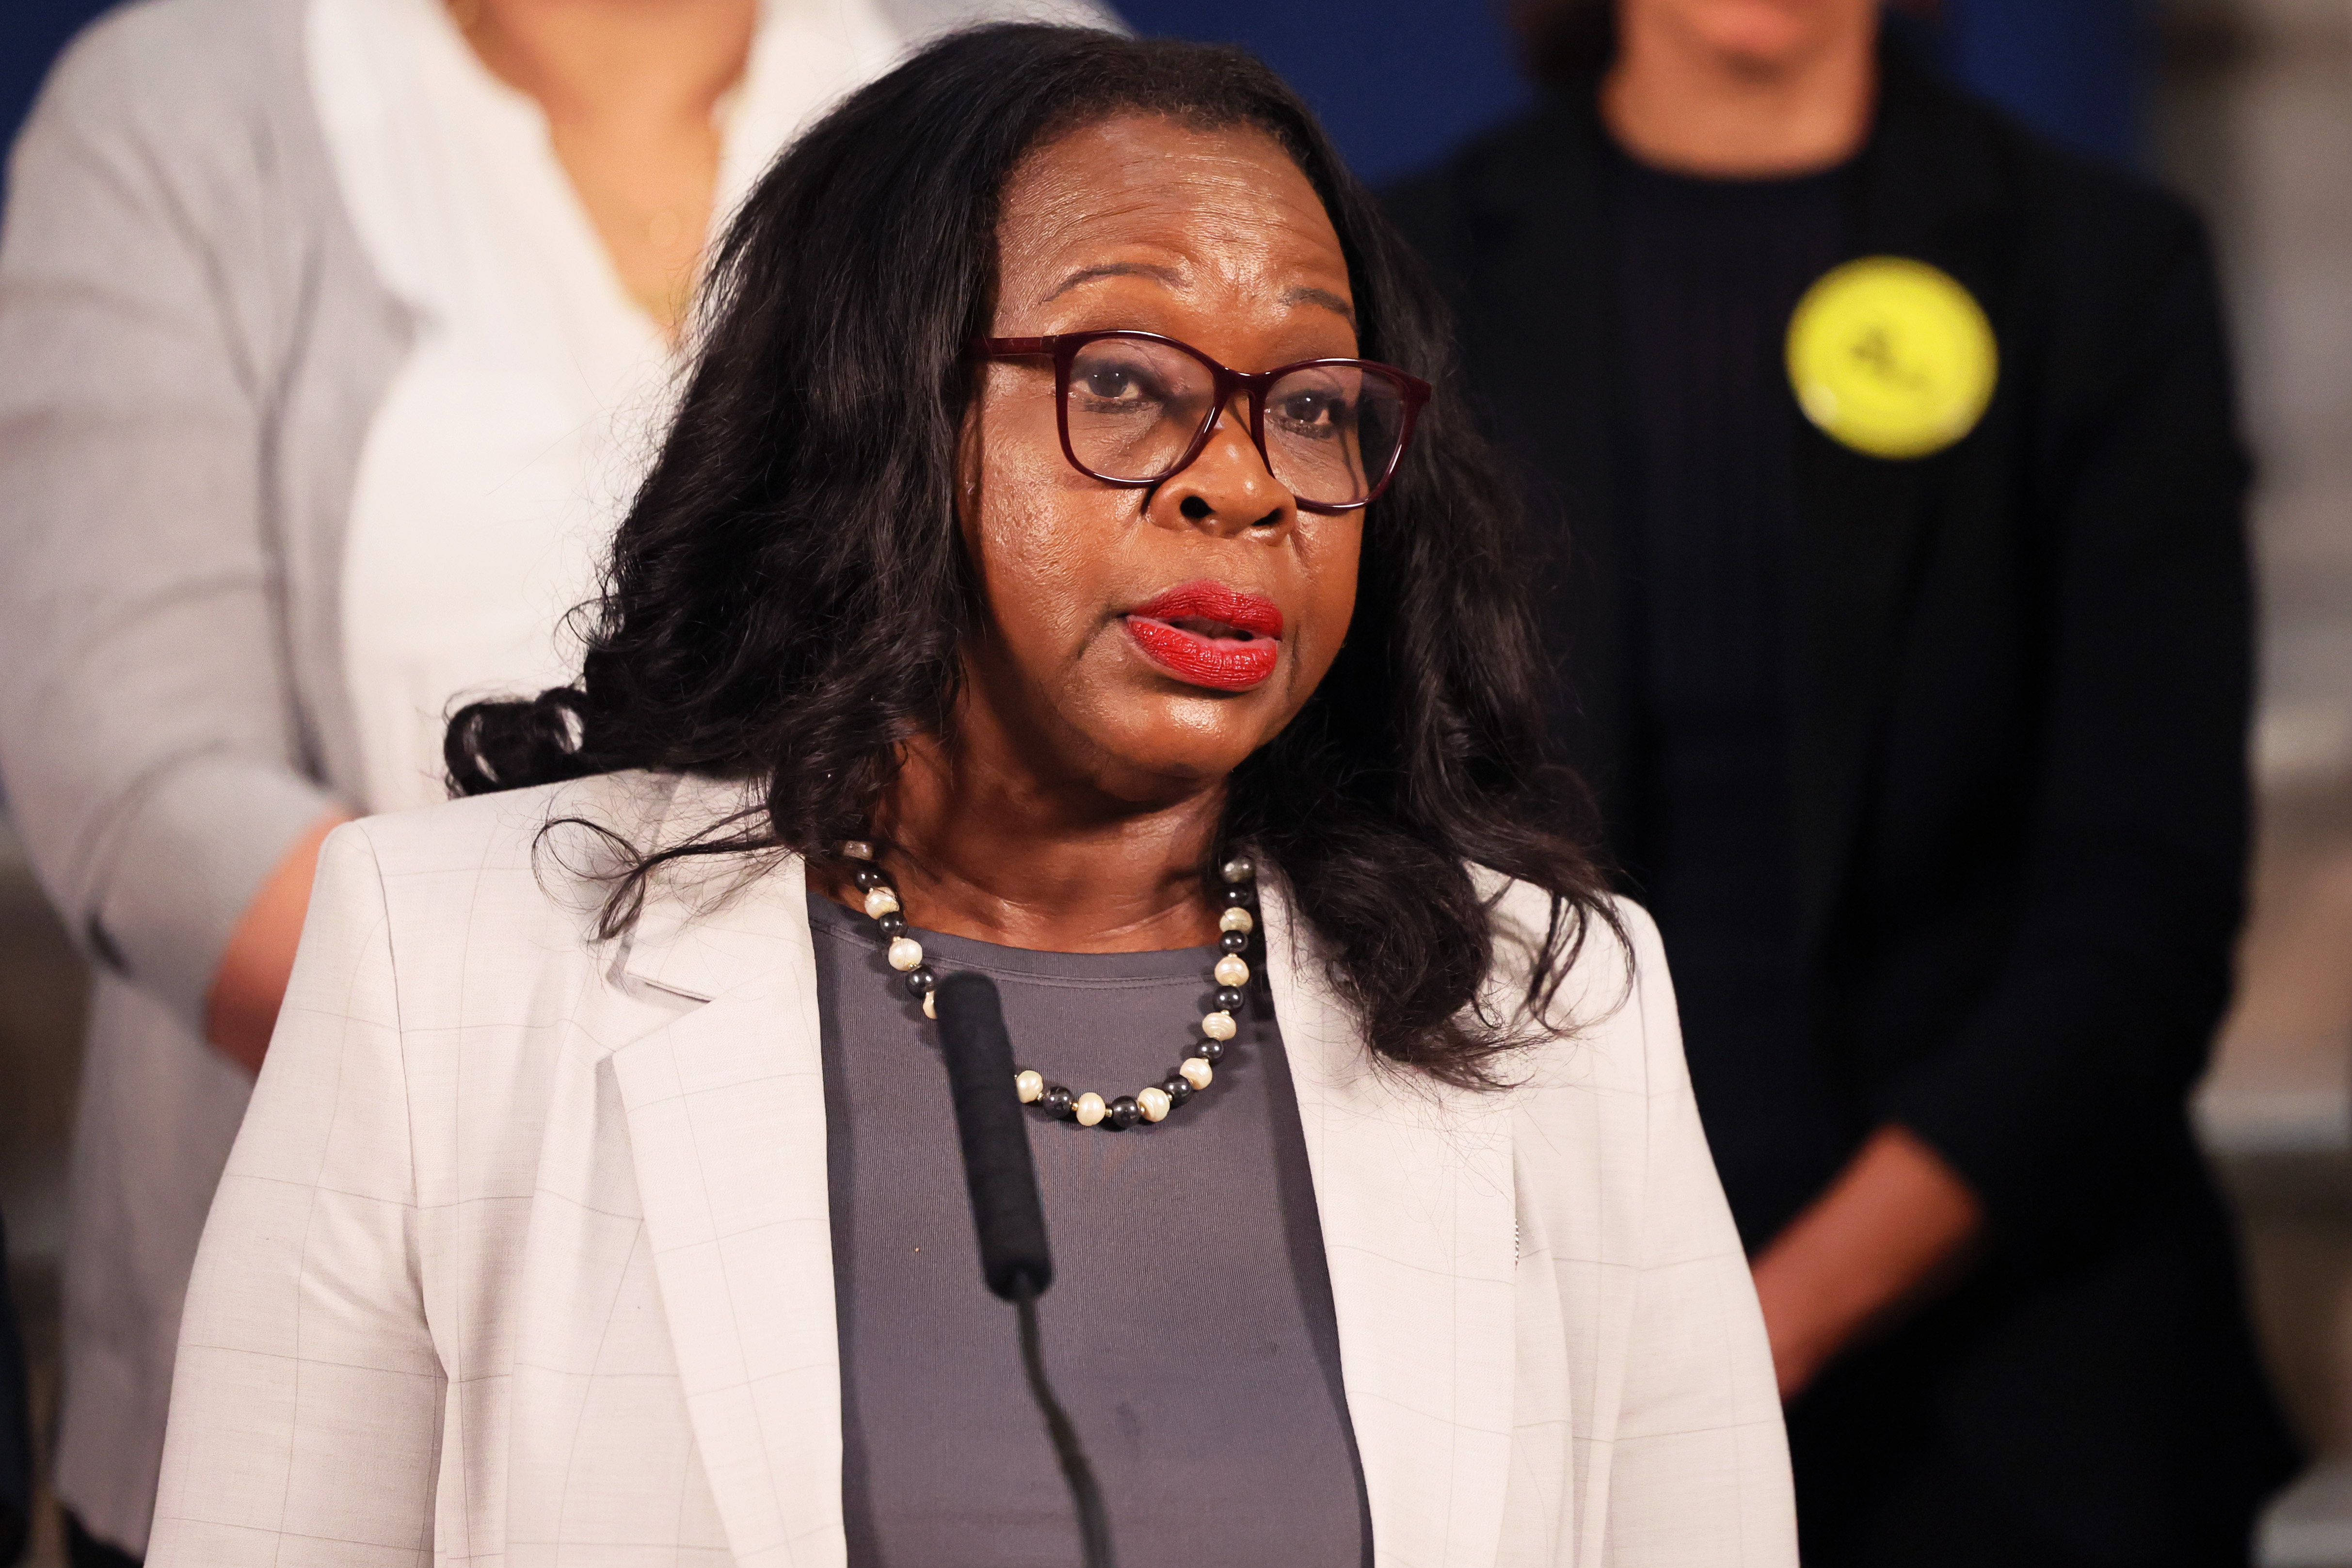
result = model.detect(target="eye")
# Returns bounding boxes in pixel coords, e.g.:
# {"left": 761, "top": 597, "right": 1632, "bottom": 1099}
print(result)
{"left": 1274, "top": 387, "right": 1353, "bottom": 437}
{"left": 1077, "top": 358, "right": 1168, "bottom": 404}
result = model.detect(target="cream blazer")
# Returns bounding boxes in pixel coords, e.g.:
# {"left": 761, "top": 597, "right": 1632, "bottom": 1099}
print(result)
{"left": 146, "top": 771, "right": 1794, "bottom": 1568}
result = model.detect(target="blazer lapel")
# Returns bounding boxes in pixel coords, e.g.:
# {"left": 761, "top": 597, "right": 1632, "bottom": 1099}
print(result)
{"left": 1786, "top": 47, "right": 2016, "bottom": 951}
{"left": 590, "top": 781, "right": 1525, "bottom": 1568}
{"left": 1262, "top": 877, "right": 1520, "bottom": 1568}
{"left": 1456, "top": 95, "right": 1632, "bottom": 822}
{"left": 606, "top": 777, "right": 846, "bottom": 1568}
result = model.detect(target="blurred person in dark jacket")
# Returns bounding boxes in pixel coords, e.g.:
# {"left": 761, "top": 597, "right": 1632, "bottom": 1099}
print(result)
{"left": 1386, "top": 0, "right": 2297, "bottom": 1563}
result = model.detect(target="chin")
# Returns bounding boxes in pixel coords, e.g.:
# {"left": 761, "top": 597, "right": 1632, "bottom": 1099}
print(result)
{"left": 1686, "top": 0, "right": 1837, "bottom": 66}
{"left": 1089, "top": 698, "right": 1274, "bottom": 791}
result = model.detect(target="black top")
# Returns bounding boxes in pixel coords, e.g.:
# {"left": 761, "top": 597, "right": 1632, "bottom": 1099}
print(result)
{"left": 1384, "top": 44, "right": 2296, "bottom": 1566}
{"left": 806, "top": 892, "right": 1371, "bottom": 1568}
{"left": 1606, "top": 148, "right": 1855, "bottom": 1248}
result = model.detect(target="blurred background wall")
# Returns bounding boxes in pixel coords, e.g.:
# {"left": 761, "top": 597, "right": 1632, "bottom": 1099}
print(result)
{"left": 1, "top": 0, "right": 2346, "bottom": 1562}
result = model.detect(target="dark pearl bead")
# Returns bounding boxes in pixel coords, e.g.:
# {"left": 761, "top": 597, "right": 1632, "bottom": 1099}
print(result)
{"left": 1214, "top": 986, "right": 1246, "bottom": 1012}
{"left": 851, "top": 866, "right": 883, "bottom": 892}
{"left": 904, "top": 966, "right": 937, "bottom": 997}
{"left": 1161, "top": 1075, "right": 1194, "bottom": 1106}
{"left": 1041, "top": 1085, "right": 1074, "bottom": 1117}
{"left": 1221, "top": 886, "right": 1255, "bottom": 908}
{"left": 876, "top": 911, "right": 907, "bottom": 938}
{"left": 1107, "top": 1096, "right": 1143, "bottom": 1129}
{"left": 1217, "top": 931, "right": 1249, "bottom": 955}
{"left": 1196, "top": 1039, "right": 1224, "bottom": 1064}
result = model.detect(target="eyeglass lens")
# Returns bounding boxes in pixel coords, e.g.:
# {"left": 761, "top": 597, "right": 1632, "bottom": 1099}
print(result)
{"left": 1066, "top": 337, "right": 1407, "bottom": 507}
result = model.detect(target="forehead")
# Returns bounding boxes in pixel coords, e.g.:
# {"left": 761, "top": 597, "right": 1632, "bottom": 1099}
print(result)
{"left": 993, "top": 114, "right": 1353, "bottom": 320}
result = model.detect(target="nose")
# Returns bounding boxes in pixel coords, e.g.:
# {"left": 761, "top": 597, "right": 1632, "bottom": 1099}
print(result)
{"left": 1152, "top": 392, "right": 1293, "bottom": 536}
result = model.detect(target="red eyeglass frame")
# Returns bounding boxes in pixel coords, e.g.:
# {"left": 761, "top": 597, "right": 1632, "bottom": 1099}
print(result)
{"left": 971, "top": 330, "right": 1432, "bottom": 514}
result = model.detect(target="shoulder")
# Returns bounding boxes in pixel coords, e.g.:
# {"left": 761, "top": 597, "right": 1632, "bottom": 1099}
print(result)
{"left": 26, "top": 0, "right": 305, "bottom": 153}
{"left": 1893, "top": 63, "right": 2229, "bottom": 443}
{"left": 341, "top": 767, "right": 681, "bottom": 873}
{"left": 1381, "top": 92, "right": 1595, "bottom": 254}
{"left": 8, "top": 0, "right": 325, "bottom": 272}
{"left": 1883, "top": 52, "right": 2211, "bottom": 293}
{"left": 1482, "top": 872, "right": 1658, "bottom": 994}
{"left": 324, "top": 769, "right": 685, "bottom": 960}
{"left": 1477, "top": 874, "right": 1675, "bottom": 1093}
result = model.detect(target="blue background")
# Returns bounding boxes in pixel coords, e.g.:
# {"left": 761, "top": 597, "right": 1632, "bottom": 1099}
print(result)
{"left": 2, "top": 1, "right": 2149, "bottom": 201}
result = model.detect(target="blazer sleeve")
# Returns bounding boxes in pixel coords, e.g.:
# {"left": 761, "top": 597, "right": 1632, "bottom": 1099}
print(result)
{"left": 1604, "top": 903, "right": 1797, "bottom": 1567}
{"left": 1878, "top": 215, "right": 2253, "bottom": 1233}
{"left": 148, "top": 821, "right": 443, "bottom": 1565}
{"left": 0, "top": 15, "right": 342, "bottom": 1032}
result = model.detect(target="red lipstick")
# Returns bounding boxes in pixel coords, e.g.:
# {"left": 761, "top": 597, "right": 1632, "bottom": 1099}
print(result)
{"left": 1123, "top": 580, "right": 1284, "bottom": 692}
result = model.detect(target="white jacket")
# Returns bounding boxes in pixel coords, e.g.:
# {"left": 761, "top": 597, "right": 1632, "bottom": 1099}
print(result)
{"left": 147, "top": 770, "right": 1795, "bottom": 1568}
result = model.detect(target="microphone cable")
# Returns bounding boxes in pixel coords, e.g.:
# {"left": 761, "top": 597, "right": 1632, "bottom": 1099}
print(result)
{"left": 1013, "top": 1278, "right": 1114, "bottom": 1568}
{"left": 934, "top": 971, "right": 1117, "bottom": 1568}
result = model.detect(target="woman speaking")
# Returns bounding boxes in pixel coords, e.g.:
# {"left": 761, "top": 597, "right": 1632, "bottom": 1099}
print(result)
{"left": 146, "top": 26, "right": 1791, "bottom": 1567}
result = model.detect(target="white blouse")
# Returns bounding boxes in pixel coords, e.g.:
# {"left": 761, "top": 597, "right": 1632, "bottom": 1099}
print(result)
{"left": 307, "top": 0, "right": 903, "bottom": 813}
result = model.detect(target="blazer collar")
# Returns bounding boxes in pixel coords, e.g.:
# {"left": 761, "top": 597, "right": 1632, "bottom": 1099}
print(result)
{"left": 609, "top": 772, "right": 847, "bottom": 1567}
{"left": 1262, "top": 873, "right": 1522, "bottom": 1568}
{"left": 617, "top": 771, "right": 795, "bottom": 1003}
{"left": 608, "top": 781, "right": 1522, "bottom": 1568}
{"left": 1785, "top": 46, "right": 2018, "bottom": 947}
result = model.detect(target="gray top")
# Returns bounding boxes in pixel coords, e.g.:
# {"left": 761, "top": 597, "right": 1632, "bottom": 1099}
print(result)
{"left": 807, "top": 892, "right": 1372, "bottom": 1568}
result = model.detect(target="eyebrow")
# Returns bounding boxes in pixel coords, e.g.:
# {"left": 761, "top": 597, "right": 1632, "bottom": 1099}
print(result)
{"left": 1040, "top": 261, "right": 1182, "bottom": 302}
{"left": 1040, "top": 264, "right": 1360, "bottom": 328}
{"left": 1285, "top": 285, "right": 1358, "bottom": 328}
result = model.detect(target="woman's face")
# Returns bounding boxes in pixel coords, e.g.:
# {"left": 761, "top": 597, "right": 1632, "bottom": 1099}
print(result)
{"left": 959, "top": 114, "right": 1362, "bottom": 804}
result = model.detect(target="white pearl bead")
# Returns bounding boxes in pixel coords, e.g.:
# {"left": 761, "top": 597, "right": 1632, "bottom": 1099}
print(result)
{"left": 1201, "top": 1010, "right": 1237, "bottom": 1041}
{"left": 864, "top": 887, "right": 901, "bottom": 919}
{"left": 1219, "top": 906, "right": 1255, "bottom": 934}
{"left": 922, "top": 990, "right": 936, "bottom": 1020}
{"left": 1221, "top": 855, "right": 1255, "bottom": 884}
{"left": 1016, "top": 1070, "right": 1043, "bottom": 1104}
{"left": 1074, "top": 1091, "right": 1107, "bottom": 1127}
{"left": 887, "top": 936, "right": 924, "bottom": 972}
{"left": 1180, "top": 1057, "right": 1214, "bottom": 1090}
{"left": 841, "top": 840, "right": 876, "bottom": 862}
{"left": 1137, "top": 1086, "right": 1171, "bottom": 1122}
{"left": 1214, "top": 954, "right": 1249, "bottom": 988}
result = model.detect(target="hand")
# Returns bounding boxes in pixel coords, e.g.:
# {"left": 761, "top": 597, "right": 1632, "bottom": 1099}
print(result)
{"left": 203, "top": 810, "right": 352, "bottom": 1074}
{"left": 1749, "top": 1124, "right": 1984, "bottom": 1399}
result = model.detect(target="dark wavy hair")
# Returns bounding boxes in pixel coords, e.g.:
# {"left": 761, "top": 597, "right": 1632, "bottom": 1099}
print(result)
{"left": 446, "top": 23, "right": 1618, "bottom": 1086}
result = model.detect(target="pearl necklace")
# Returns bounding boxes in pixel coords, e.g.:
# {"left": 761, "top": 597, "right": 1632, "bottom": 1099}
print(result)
{"left": 839, "top": 840, "right": 1260, "bottom": 1129}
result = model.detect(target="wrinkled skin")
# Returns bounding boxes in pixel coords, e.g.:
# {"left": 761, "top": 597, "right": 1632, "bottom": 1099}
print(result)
{"left": 957, "top": 114, "right": 1363, "bottom": 805}
{"left": 860, "top": 115, "right": 1367, "bottom": 951}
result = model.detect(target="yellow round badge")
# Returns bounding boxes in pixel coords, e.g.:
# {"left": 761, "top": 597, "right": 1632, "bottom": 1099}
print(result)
{"left": 1786, "top": 256, "right": 1997, "bottom": 459}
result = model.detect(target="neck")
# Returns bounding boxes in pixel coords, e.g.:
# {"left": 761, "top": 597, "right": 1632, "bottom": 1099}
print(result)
{"left": 851, "top": 732, "right": 1229, "bottom": 955}
{"left": 450, "top": 0, "right": 755, "bottom": 333}
{"left": 1601, "top": 7, "right": 1877, "bottom": 177}
{"left": 455, "top": 0, "right": 752, "bottom": 124}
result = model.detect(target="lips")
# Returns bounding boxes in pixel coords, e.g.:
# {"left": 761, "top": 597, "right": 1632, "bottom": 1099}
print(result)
{"left": 1123, "top": 579, "right": 1284, "bottom": 692}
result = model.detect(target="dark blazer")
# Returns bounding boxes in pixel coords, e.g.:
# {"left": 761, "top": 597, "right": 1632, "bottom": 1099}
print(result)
{"left": 1386, "top": 45, "right": 2298, "bottom": 1568}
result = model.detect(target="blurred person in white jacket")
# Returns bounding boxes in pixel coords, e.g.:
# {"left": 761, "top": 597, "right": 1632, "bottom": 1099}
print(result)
{"left": 0, "top": 0, "right": 1105, "bottom": 1556}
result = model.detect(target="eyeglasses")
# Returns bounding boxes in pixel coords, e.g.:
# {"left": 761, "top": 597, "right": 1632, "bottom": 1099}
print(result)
{"left": 972, "top": 331, "right": 1430, "bottom": 513}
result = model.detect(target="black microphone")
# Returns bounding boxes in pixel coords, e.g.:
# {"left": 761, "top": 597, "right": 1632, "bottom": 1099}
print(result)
{"left": 932, "top": 973, "right": 1116, "bottom": 1568}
